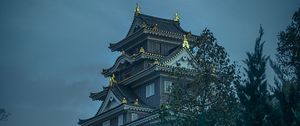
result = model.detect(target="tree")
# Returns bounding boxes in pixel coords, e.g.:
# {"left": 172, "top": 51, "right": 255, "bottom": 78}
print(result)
{"left": 0, "top": 108, "right": 10, "bottom": 121}
{"left": 160, "top": 28, "right": 239, "bottom": 126}
{"left": 270, "top": 8, "right": 300, "bottom": 126}
{"left": 236, "top": 26, "right": 272, "bottom": 126}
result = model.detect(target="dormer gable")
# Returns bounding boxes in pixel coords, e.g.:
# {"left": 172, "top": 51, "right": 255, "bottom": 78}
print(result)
{"left": 97, "top": 90, "right": 121, "bottom": 115}
{"left": 162, "top": 47, "right": 197, "bottom": 69}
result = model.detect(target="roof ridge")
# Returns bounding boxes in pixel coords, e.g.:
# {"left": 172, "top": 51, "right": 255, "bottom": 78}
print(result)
{"left": 138, "top": 13, "right": 174, "bottom": 23}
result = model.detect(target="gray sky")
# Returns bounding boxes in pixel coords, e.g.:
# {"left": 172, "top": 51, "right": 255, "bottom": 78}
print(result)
{"left": 0, "top": 0, "right": 299, "bottom": 125}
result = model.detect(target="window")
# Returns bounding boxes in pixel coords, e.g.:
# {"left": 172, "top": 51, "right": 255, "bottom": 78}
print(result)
{"left": 146, "top": 83, "right": 155, "bottom": 97}
{"left": 102, "top": 120, "right": 110, "bottom": 126}
{"left": 164, "top": 81, "right": 172, "bottom": 93}
{"left": 131, "top": 113, "right": 138, "bottom": 121}
{"left": 118, "top": 114, "right": 123, "bottom": 126}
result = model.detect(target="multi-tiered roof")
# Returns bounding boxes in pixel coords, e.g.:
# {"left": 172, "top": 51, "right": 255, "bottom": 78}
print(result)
{"left": 79, "top": 4, "right": 200, "bottom": 126}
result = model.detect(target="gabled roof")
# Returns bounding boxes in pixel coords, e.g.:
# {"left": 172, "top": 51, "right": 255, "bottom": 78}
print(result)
{"left": 90, "top": 86, "right": 109, "bottom": 101}
{"left": 116, "top": 47, "right": 198, "bottom": 86}
{"left": 127, "top": 14, "right": 188, "bottom": 37}
{"left": 109, "top": 13, "right": 200, "bottom": 52}
{"left": 161, "top": 46, "right": 198, "bottom": 69}
{"left": 90, "top": 84, "right": 151, "bottom": 108}
{"left": 78, "top": 104, "right": 154, "bottom": 126}
{"left": 102, "top": 51, "right": 164, "bottom": 77}
{"left": 80, "top": 84, "right": 154, "bottom": 126}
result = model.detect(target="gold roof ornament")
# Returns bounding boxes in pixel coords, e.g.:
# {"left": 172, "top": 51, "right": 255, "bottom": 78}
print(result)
{"left": 152, "top": 24, "right": 158, "bottom": 31}
{"left": 134, "top": 3, "right": 141, "bottom": 16}
{"left": 134, "top": 99, "right": 139, "bottom": 106}
{"left": 153, "top": 59, "right": 160, "bottom": 65}
{"left": 139, "top": 47, "right": 145, "bottom": 53}
{"left": 182, "top": 35, "right": 190, "bottom": 49}
{"left": 109, "top": 74, "right": 117, "bottom": 86}
{"left": 174, "top": 12, "right": 180, "bottom": 22}
{"left": 122, "top": 97, "right": 127, "bottom": 104}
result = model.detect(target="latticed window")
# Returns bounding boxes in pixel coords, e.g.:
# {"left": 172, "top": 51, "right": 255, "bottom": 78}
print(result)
{"left": 146, "top": 83, "right": 155, "bottom": 97}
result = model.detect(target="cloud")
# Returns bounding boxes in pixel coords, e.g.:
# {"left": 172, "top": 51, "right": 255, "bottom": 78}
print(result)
{"left": 0, "top": 65, "right": 100, "bottom": 126}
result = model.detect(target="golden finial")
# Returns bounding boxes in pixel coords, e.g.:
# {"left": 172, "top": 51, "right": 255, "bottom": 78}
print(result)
{"left": 109, "top": 74, "right": 117, "bottom": 86}
{"left": 153, "top": 59, "right": 160, "bottom": 65}
{"left": 174, "top": 11, "right": 180, "bottom": 22}
{"left": 139, "top": 47, "right": 145, "bottom": 53}
{"left": 122, "top": 97, "right": 127, "bottom": 104}
{"left": 134, "top": 99, "right": 139, "bottom": 106}
{"left": 182, "top": 35, "right": 190, "bottom": 49}
{"left": 134, "top": 3, "right": 141, "bottom": 16}
{"left": 152, "top": 24, "right": 158, "bottom": 31}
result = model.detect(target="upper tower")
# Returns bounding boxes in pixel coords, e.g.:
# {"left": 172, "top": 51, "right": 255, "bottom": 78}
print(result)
{"left": 79, "top": 4, "right": 200, "bottom": 126}
{"left": 108, "top": 4, "right": 197, "bottom": 56}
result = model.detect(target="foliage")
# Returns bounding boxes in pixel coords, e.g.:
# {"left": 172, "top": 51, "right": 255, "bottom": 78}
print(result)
{"left": 0, "top": 108, "right": 10, "bottom": 121}
{"left": 270, "top": 8, "right": 300, "bottom": 126}
{"left": 235, "top": 26, "right": 272, "bottom": 126}
{"left": 159, "top": 28, "right": 239, "bottom": 126}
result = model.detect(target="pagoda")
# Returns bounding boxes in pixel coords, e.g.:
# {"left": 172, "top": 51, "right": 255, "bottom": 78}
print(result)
{"left": 79, "top": 4, "right": 200, "bottom": 126}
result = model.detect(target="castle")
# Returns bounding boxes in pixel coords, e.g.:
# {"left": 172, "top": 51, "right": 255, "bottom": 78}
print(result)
{"left": 79, "top": 4, "right": 200, "bottom": 126}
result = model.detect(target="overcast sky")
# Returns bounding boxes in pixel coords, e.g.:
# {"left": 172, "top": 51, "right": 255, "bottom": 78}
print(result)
{"left": 0, "top": 0, "right": 299, "bottom": 126}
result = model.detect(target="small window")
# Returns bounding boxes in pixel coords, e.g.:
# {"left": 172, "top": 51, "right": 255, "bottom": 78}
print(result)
{"left": 102, "top": 120, "right": 110, "bottom": 126}
{"left": 146, "top": 83, "right": 155, "bottom": 97}
{"left": 131, "top": 113, "right": 138, "bottom": 121}
{"left": 164, "top": 81, "right": 173, "bottom": 93}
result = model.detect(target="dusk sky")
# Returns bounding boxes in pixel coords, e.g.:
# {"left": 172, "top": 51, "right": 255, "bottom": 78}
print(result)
{"left": 0, "top": 0, "right": 299, "bottom": 126}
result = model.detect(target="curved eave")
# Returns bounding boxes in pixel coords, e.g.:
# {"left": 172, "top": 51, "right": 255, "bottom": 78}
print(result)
{"left": 89, "top": 88, "right": 109, "bottom": 101}
{"left": 119, "top": 64, "right": 197, "bottom": 86}
{"left": 109, "top": 28, "right": 145, "bottom": 52}
{"left": 78, "top": 104, "right": 154, "bottom": 126}
{"left": 102, "top": 54, "right": 133, "bottom": 76}
{"left": 102, "top": 52, "right": 164, "bottom": 77}
{"left": 109, "top": 27, "right": 200, "bottom": 52}
{"left": 125, "top": 112, "right": 160, "bottom": 126}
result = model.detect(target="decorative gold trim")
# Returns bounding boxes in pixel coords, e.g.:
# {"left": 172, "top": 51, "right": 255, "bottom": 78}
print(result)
{"left": 174, "top": 12, "right": 180, "bottom": 22}
{"left": 153, "top": 59, "right": 160, "bottom": 65}
{"left": 134, "top": 99, "right": 139, "bottom": 106}
{"left": 109, "top": 74, "right": 117, "bottom": 86}
{"left": 122, "top": 97, "right": 127, "bottom": 104}
{"left": 139, "top": 47, "right": 145, "bottom": 53}
{"left": 182, "top": 35, "right": 190, "bottom": 49}
{"left": 152, "top": 24, "right": 158, "bottom": 31}
{"left": 134, "top": 3, "right": 141, "bottom": 16}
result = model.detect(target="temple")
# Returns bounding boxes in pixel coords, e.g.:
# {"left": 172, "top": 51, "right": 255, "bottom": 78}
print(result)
{"left": 78, "top": 4, "right": 200, "bottom": 126}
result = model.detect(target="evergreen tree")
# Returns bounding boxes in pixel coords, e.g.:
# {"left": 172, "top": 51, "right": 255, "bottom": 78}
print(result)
{"left": 0, "top": 108, "right": 10, "bottom": 121}
{"left": 160, "top": 28, "right": 239, "bottom": 126}
{"left": 236, "top": 26, "right": 272, "bottom": 126}
{"left": 270, "top": 8, "right": 300, "bottom": 126}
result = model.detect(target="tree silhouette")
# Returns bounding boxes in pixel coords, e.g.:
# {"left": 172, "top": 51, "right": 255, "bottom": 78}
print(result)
{"left": 270, "top": 8, "right": 300, "bottom": 126}
{"left": 160, "top": 28, "right": 239, "bottom": 126}
{"left": 236, "top": 26, "right": 272, "bottom": 126}
{"left": 0, "top": 108, "right": 10, "bottom": 121}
